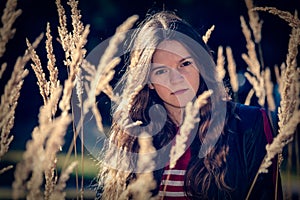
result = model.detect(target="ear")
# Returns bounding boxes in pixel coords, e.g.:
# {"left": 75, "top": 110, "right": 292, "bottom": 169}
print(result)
{"left": 148, "top": 82, "right": 155, "bottom": 89}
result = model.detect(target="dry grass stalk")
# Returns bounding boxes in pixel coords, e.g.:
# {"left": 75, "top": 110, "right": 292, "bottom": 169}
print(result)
{"left": 101, "top": 169, "right": 126, "bottom": 200}
{"left": 245, "top": 0, "right": 266, "bottom": 71}
{"left": 82, "top": 15, "right": 138, "bottom": 119}
{"left": 0, "top": 0, "right": 22, "bottom": 57}
{"left": 58, "top": 21, "right": 89, "bottom": 114}
{"left": 124, "top": 120, "right": 143, "bottom": 130}
{"left": 44, "top": 103, "right": 74, "bottom": 200}
{"left": 202, "top": 25, "right": 215, "bottom": 44}
{"left": 44, "top": 159, "right": 58, "bottom": 200}
{"left": 12, "top": 85, "right": 75, "bottom": 200}
{"left": 253, "top": 7, "right": 300, "bottom": 29}
{"left": 274, "top": 65, "right": 280, "bottom": 86}
{"left": 100, "top": 142, "right": 134, "bottom": 200}
{"left": 0, "top": 30, "right": 42, "bottom": 162}
{"left": 240, "top": 16, "right": 261, "bottom": 78}
{"left": 274, "top": 63, "right": 286, "bottom": 95}
{"left": 108, "top": 17, "right": 152, "bottom": 125}
{"left": 56, "top": 0, "right": 71, "bottom": 63}
{"left": 119, "top": 133, "right": 157, "bottom": 200}
{"left": 215, "top": 46, "right": 226, "bottom": 82}
{"left": 12, "top": 1, "right": 89, "bottom": 199}
{"left": 95, "top": 57, "right": 120, "bottom": 100}
{"left": 0, "top": 63, "right": 7, "bottom": 78}
{"left": 49, "top": 161, "right": 78, "bottom": 200}
{"left": 120, "top": 171, "right": 157, "bottom": 200}
{"left": 79, "top": 15, "right": 137, "bottom": 136}
{"left": 295, "top": 131, "right": 300, "bottom": 180}
{"left": 55, "top": 0, "right": 89, "bottom": 91}
{"left": 12, "top": 86, "right": 58, "bottom": 199}
{"left": 245, "top": 0, "right": 263, "bottom": 43}
{"left": 244, "top": 89, "right": 255, "bottom": 106}
{"left": 45, "top": 23, "right": 60, "bottom": 113}
{"left": 27, "top": 0, "right": 88, "bottom": 177}
{"left": 92, "top": 103, "right": 104, "bottom": 133}
{"left": 0, "top": 164, "right": 13, "bottom": 175}
{"left": 275, "top": 27, "right": 299, "bottom": 134}
{"left": 244, "top": 72, "right": 265, "bottom": 106}
{"left": 72, "top": 72, "right": 82, "bottom": 195}
{"left": 0, "top": 55, "right": 28, "bottom": 158}
{"left": 0, "top": 48, "right": 33, "bottom": 160}
{"left": 240, "top": 15, "right": 267, "bottom": 106}
{"left": 55, "top": 2, "right": 89, "bottom": 199}
{"left": 99, "top": 123, "right": 147, "bottom": 200}
{"left": 259, "top": 67, "right": 299, "bottom": 170}
{"left": 0, "top": 0, "right": 24, "bottom": 167}
{"left": 26, "top": 36, "right": 50, "bottom": 105}
{"left": 83, "top": 57, "right": 120, "bottom": 106}
{"left": 246, "top": 17, "right": 300, "bottom": 200}
{"left": 226, "top": 47, "right": 238, "bottom": 93}
{"left": 58, "top": 0, "right": 86, "bottom": 70}
{"left": 264, "top": 67, "right": 276, "bottom": 111}
{"left": 75, "top": 67, "right": 84, "bottom": 105}
{"left": 285, "top": 142, "right": 293, "bottom": 199}
{"left": 169, "top": 90, "right": 213, "bottom": 169}
{"left": 126, "top": 85, "right": 143, "bottom": 113}
{"left": 158, "top": 91, "right": 213, "bottom": 198}
{"left": 97, "top": 81, "right": 144, "bottom": 199}
{"left": 68, "top": 0, "right": 84, "bottom": 45}
{"left": 101, "top": 169, "right": 116, "bottom": 200}
{"left": 26, "top": 27, "right": 60, "bottom": 117}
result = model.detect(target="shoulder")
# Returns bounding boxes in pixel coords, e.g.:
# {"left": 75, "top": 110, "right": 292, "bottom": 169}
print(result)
{"left": 236, "top": 103, "right": 263, "bottom": 125}
{"left": 226, "top": 102, "right": 268, "bottom": 161}
{"left": 226, "top": 101, "right": 264, "bottom": 134}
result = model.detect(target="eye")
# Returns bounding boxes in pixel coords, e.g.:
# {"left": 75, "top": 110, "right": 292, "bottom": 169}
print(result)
{"left": 181, "top": 60, "right": 192, "bottom": 67}
{"left": 154, "top": 68, "right": 168, "bottom": 75}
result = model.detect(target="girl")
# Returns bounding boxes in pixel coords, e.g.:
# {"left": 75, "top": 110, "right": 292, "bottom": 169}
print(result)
{"left": 96, "top": 11, "right": 282, "bottom": 200}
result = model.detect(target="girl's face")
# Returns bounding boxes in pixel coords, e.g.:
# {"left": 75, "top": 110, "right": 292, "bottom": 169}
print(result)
{"left": 149, "top": 40, "right": 200, "bottom": 109}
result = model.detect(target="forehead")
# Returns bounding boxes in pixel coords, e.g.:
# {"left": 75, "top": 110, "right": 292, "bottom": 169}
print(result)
{"left": 154, "top": 40, "right": 190, "bottom": 59}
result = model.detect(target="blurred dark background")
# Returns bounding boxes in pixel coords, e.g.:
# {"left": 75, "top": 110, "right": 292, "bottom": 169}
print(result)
{"left": 0, "top": 0, "right": 298, "bottom": 150}
{"left": 0, "top": 0, "right": 299, "bottom": 198}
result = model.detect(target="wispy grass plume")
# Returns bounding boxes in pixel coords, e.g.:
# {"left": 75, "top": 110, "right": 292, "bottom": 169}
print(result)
{"left": 0, "top": 0, "right": 22, "bottom": 57}
{"left": 202, "top": 25, "right": 215, "bottom": 44}
{"left": 0, "top": 37, "right": 41, "bottom": 169}
{"left": 215, "top": 46, "right": 225, "bottom": 83}
{"left": 119, "top": 133, "right": 157, "bottom": 200}
{"left": 0, "top": 0, "right": 23, "bottom": 165}
{"left": 246, "top": 9, "right": 300, "bottom": 200}
{"left": 226, "top": 47, "right": 238, "bottom": 95}
{"left": 81, "top": 15, "right": 138, "bottom": 134}
{"left": 169, "top": 90, "right": 213, "bottom": 169}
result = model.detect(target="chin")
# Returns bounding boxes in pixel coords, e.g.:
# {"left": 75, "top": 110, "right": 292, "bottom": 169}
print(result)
{"left": 171, "top": 100, "right": 192, "bottom": 108}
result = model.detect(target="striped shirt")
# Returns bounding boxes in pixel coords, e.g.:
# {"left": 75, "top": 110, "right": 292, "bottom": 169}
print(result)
{"left": 159, "top": 147, "right": 191, "bottom": 200}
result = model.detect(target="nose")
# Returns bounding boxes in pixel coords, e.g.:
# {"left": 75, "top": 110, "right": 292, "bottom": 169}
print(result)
{"left": 169, "top": 68, "right": 184, "bottom": 84}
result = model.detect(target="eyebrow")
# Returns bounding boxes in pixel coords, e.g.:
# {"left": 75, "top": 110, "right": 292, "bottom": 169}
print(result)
{"left": 151, "top": 56, "right": 192, "bottom": 71}
{"left": 151, "top": 66, "right": 167, "bottom": 72}
{"left": 179, "top": 56, "right": 192, "bottom": 63}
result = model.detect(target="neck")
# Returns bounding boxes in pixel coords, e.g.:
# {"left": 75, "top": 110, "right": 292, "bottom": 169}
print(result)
{"left": 163, "top": 102, "right": 185, "bottom": 127}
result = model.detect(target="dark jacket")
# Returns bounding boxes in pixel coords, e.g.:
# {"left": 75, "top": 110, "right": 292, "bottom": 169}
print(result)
{"left": 213, "top": 102, "right": 282, "bottom": 200}
{"left": 96, "top": 102, "right": 283, "bottom": 200}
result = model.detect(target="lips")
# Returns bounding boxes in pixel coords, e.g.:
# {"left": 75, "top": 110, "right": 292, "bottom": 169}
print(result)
{"left": 171, "top": 89, "right": 188, "bottom": 95}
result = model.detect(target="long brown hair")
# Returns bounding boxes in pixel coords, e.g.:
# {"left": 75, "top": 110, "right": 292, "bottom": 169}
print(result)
{"left": 98, "top": 11, "right": 231, "bottom": 199}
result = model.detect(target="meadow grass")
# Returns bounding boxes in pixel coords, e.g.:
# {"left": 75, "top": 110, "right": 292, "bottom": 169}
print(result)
{"left": 0, "top": 0, "right": 299, "bottom": 199}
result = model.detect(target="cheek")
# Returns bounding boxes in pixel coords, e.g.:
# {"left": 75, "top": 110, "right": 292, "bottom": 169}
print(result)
{"left": 153, "top": 84, "right": 170, "bottom": 96}
{"left": 193, "top": 78, "right": 200, "bottom": 92}
{"left": 152, "top": 84, "right": 175, "bottom": 103}
{"left": 186, "top": 73, "right": 200, "bottom": 93}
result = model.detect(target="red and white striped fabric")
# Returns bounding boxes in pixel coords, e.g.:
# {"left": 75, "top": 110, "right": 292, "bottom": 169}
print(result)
{"left": 159, "top": 147, "right": 191, "bottom": 200}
